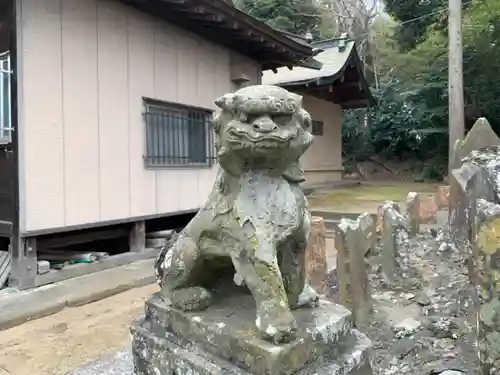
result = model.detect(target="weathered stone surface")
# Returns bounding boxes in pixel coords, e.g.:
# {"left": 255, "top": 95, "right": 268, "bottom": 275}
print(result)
{"left": 406, "top": 192, "right": 420, "bottom": 236}
{"left": 380, "top": 202, "right": 408, "bottom": 284}
{"left": 448, "top": 144, "right": 500, "bottom": 375}
{"left": 305, "top": 216, "right": 328, "bottom": 293}
{"left": 418, "top": 194, "right": 438, "bottom": 225}
{"left": 452, "top": 147, "right": 500, "bottom": 286}
{"left": 154, "top": 85, "right": 320, "bottom": 344}
{"left": 376, "top": 202, "right": 401, "bottom": 235}
{"left": 131, "top": 326, "right": 373, "bottom": 375}
{"left": 132, "top": 292, "right": 372, "bottom": 375}
{"left": 450, "top": 118, "right": 500, "bottom": 238}
{"left": 474, "top": 198, "right": 500, "bottom": 375}
{"left": 69, "top": 338, "right": 373, "bottom": 375}
{"left": 436, "top": 185, "right": 450, "bottom": 209}
{"left": 336, "top": 214, "right": 374, "bottom": 329}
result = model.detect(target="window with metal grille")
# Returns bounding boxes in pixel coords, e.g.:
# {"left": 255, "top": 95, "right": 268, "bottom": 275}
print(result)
{"left": 312, "top": 120, "right": 324, "bottom": 136}
{"left": 0, "top": 52, "right": 11, "bottom": 144}
{"left": 143, "top": 100, "right": 216, "bottom": 167}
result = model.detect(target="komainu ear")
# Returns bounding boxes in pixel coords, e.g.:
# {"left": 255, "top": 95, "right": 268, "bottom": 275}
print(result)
{"left": 299, "top": 108, "right": 312, "bottom": 130}
{"left": 214, "top": 94, "right": 234, "bottom": 110}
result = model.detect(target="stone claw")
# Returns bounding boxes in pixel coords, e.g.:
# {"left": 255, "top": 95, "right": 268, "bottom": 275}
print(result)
{"left": 256, "top": 299, "right": 297, "bottom": 344}
{"left": 170, "top": 287, "right": 212, "bottom": 311}
{"left": 294, "top": 283, "right": 320, "bottom": 308}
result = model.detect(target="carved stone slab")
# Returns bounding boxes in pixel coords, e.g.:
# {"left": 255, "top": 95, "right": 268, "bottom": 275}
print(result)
{"left": 138, "top": 293, "right": 353, "bottom": 375}
{"left": 131, "top": 324, "right": 373, "bottom": 375}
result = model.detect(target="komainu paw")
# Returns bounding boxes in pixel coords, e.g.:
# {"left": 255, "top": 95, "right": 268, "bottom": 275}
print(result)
{"left": 170, "top": 287, "right": 212, "bottom": 311}
{"left": 256, "top": 299, "right": 298, "bottom": 344}
{"left": 295, "top": 283, "right": 320, "bottom": 309}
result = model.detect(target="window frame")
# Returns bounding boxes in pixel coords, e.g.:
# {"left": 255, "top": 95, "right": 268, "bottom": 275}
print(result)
{"left": 0, "top": 51, "right": 11, "bottom": 145}
{"left": 142, "top": 98, "right": 216, "bottom": 169}
{"left": 311, "top": 119, "right": 324, "bottom": 136}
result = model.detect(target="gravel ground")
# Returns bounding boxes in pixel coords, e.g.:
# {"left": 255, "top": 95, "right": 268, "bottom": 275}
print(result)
{"left": 328, "top": 229, "right": 478, "bottom": 375}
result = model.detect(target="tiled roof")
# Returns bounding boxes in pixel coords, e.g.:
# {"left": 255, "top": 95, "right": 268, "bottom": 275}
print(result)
{"left": 262, "top": 41, "right": 355, "bottom": 86}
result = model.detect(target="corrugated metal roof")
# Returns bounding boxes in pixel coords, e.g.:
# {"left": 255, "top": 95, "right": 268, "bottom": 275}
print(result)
{"left": 262, "top": 41, "right": 355, "bottom": 86}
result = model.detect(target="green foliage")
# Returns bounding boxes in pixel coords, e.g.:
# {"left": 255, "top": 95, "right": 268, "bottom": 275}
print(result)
{"left": 343, "top": 0, "right": 500, "bottom": 180}
{"left": 235, "top": 0, "right": 500, "bottom": 180}
{"left": 343, "top": 80, "right": 446, "bottom": 160}
{"left": 235, "top": 0, "right": 323, "bottom": 38}
{"left": 383, "top": 0, "right": 446, "bottom": 50}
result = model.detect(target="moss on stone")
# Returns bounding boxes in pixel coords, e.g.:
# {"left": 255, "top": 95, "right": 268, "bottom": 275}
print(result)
{"left": 477, "top": 218, "right": 500, "bottom": 255}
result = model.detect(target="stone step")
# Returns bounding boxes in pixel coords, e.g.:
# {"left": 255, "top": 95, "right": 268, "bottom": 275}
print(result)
{"left": 138, "top": 292, "right": 354, "bottom": 375}
{"left": 132, "top": 318, "right": 372, "bottom": 375}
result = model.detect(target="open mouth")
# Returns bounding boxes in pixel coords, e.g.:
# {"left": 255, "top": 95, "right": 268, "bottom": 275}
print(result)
{"left": 227, "top": 128, "right": 293, "bottom": 145}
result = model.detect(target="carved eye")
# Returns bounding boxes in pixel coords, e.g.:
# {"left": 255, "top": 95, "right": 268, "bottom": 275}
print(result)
{"left": 271, "top": 114, "right": 292, "bottom": 126}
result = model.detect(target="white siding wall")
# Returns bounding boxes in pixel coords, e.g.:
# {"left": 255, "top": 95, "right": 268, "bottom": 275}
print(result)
{"left": 17, "top": 0, "right": 261, "bottom": 232}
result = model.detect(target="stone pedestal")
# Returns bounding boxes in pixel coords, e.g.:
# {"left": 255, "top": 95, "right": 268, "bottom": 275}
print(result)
{"left": 131, "top": 292, "right": 372, "bottom": 375}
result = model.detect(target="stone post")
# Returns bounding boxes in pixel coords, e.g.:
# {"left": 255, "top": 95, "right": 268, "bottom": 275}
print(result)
{"left": 449, "top": 118, "right": 500, "bottom": 240}
{"left": 305, "top": 216, "right": 327, "bottom": 294}
{"left": 406, "top": 192, "right": 420, "bottom": 237}
{"left": 380, "top": 201, "right": 407, "bottom": 284}
{"left": 336, "top": 213, "right": 374, "bottom": 329}
{"left": 436, "top": 185, "right": 450, "bottom": 209}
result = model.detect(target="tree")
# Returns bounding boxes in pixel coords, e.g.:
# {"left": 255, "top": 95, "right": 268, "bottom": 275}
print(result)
{"left": 343, "top": 0, "right": 500, "bottom": 179}
{"left": 235, "top": 0, "right": 323, "bottom": 38}
{"left": 383, "top": 0, "right": 446, "bottom": 51}
{"left": 319, "top": 0, "right": 383, "bottom": 85}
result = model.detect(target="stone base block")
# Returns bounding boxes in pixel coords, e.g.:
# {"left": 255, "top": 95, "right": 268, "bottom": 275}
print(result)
{"left": 132, "top": 322, "right": 371, "bottom": 375}
{"left": 131, "top": 292, "right": 372, "bottom": 375}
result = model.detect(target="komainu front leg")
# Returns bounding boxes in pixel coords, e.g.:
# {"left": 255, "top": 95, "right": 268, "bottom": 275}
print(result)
{"left": 280, "top": 215, "right": 320, "bottom": 310}
{"left": 157, "top": 234, "right": 211, "bottom": 311}
{"left": 232, "top": 252, "right": 297, "bottom": 344}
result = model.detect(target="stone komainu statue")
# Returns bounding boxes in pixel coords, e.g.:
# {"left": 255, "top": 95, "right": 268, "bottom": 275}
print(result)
{"left": 154, "top": 85, "right": 319, "bottom": 344}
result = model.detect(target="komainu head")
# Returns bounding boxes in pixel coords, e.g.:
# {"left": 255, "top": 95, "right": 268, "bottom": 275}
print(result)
{"left": 213, "top": 85, "right": 313, "bottom": 174}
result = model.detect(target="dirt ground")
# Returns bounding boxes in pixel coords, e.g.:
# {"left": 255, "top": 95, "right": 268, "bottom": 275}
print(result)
{"left": 309, "top": 181, "right": 440, "bottom": 214}
{"left": 0, "top": 284, "right": 158, "bottom": 375}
